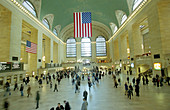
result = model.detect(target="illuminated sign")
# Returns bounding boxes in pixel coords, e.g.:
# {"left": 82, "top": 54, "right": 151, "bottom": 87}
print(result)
{"left": 131, "top": 63, "right": 134, "bottom": 68}
{"left": 120, "top": 63, "right": 122, "bottom": 67}
{"left": 154, "top": 63, "right": 161, "bottom": 70}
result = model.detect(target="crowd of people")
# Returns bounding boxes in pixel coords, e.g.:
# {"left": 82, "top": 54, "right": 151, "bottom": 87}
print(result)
{"left": 112, "top": 70, "right": 170, "bottom": 100}
{"left": 2, "top": 67, "right": 170, "bottom": 110}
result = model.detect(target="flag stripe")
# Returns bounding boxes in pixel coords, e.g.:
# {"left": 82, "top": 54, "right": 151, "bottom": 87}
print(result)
{"left": 79, "top": 12, "right": 81, "bottom": 37}
{"left": 85, "top": 23, "right": 87, "bottom": 37}
{"left": 90, "top": 23, "right": 92, "bottom": 37}
{"left": 82, "top": 22, "right": 84, "bottom": 37}
{"left": 80, "top": 13, "right": 82, "bottom": 37}
{"left": 88, "top": 23, "right": 89, "bottom": 37}
{"left": 76, "top": 13, "right": 78, "bottom": 37}
{"left": 73, "top": 13, "right": 75, "bottom": 38}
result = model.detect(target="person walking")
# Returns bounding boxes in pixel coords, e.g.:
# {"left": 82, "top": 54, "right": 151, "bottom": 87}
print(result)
{"left": 82, "top": 74, "right": 85, "bottom": 81}
{"left": 50, "top": 82, "right": 52, "bottom": 88}
{"left": 88, "top": 80, "right": 92, "bottom": 91}
{"left": 142, "top": 76, "right": 145, "bottom": 85}
{"left": 124, "top": 82, "right": 128, "bottom": 95}
{"left": 64, "top": 100, "right": 71, "bottom": 110}
{"left": 20, "top": 84, "right": 24, "bottom": 96}
{"left": 14, "top": 82, "right": 18, "bottom": 91}
{"left": 36, "top": 91, "right": 40, "bottom": 109}
{"left": 127, "top": 77, "right": 129, "bottom": 83}
{"left": 72, "top": 78, "right": 75, "bottom": 85}
{"left": 81, "top": 98, "right": 88, "bottom": 110}
{"left": 56, "top": 103, "right": 64, "bottom": 110}
{"left": 3, "top": 98, "right": 9, "bottom": 110}
{"left": 75, "top": 82, "right": 79, "bottom": 93}
{"left": 27, "top": 85, "right": 31, "bottom": 97}
{"left": 128, "top": 83, "right": 133, "bottom": 99}
{"left": 38, "top": 78, "right": 43, "bottom": 88}
{"left": 57, "top": 77, "right": 61, "bottom": 85}
{"left": 114, "top": 79, "right": 118, "bottom": 88}
{"left": 146, "top": 76, "right": 149, "bottom": 85}
{"left": 54, "top": 83, "right": 58, "bottom": 92}
{"left": 118, "top": 78, "right": 121, "bottom": 86}
{"left": 4, "top": 82, "right": 11, "bottom": 96}
{"left": 83, "top": 90, "right": 88, "bottom": 100}
{"left": 135, "top": 84, "right": 140, "bottom": 97}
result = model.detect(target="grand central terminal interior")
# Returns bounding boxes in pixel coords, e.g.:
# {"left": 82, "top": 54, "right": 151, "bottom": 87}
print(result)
{"left": 0, "top": 0, "right": 170, "bottom": 110}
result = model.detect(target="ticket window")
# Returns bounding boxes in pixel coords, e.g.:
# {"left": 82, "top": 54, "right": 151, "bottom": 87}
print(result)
{"left": 7, "top": 76, "right": 11, "bottom": 84}
{"left": 14, "top": 75, "right": 17, "bottom": 83}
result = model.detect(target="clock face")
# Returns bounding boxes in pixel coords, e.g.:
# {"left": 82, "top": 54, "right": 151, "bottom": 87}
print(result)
{"left": 154, "top": 63, "right": 161, "bottom": 70}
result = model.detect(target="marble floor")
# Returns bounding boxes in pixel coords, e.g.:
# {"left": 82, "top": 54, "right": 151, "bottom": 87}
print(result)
{"left": 0, "top": 74, "right": 170, "bottom": 110}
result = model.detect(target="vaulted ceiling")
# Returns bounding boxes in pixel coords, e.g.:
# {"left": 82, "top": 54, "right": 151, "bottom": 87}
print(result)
{"left": 40, "top": 0, "right": 130, "bottom": 31}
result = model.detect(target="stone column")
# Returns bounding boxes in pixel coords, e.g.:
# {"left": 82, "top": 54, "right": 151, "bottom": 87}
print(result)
{"left": 147, "top": 1, "right": 163, "bottom": 76}
{"left": 37, "top": 30, "right": 43, "bottom": 69}
{"left": 118, "top": 37, "right": 123, "bottom": 72}
{"left": 91, "top": 41, "right": 96, "bottom": 62}
{"left": 128, "top": 26, "right": 137, "bottom": 75}
{"left": 76, "top": 38, "right": 81, "bottom": 62}
{"left": 17, "top": 74, "right": 20, "bottom": 83}
{"left": 9, "top": 9, "right": 22, "bottom": 62}
{"left": 3, "top": 76, "right": 7, "bottom": 85}
{"left": 11, "top": 75, "right": 14, "bottom": 85}
{"left": 50, "top": 39, "right": 53, "bottom": 63}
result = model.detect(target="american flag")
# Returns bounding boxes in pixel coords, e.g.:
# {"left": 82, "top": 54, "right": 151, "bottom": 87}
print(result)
{"left": 74, "top": 12, "right": 92, "bottom": 38}
{"left": 26, "top": 40, "right": 37, "bottom": 54}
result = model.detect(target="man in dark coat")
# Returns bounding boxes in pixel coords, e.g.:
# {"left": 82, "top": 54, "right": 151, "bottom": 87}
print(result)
{"left": 64, "top": 100, "right": 71, "bottom": 110}
{"left": 83, "top": 90, "right": 88, "bottom": 100}
{"left": 36, "top": 91, "right": 40, "bottom": 109}
{"left": 56, "top": 103, "right": 64, "bottom": 110}
{"left": 135, "top": 84, "right": 140, "bottom": 97}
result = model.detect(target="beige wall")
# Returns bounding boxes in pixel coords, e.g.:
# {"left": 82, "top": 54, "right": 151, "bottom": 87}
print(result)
{"left": 0, "top": 0, "right": 62, "bottom": 75}
{"left": 0, "top": 4, "right": 11, "bottom": 62}
{"left": 53, "top": 41, "right": 58, "bottom": 63}
{"left": 109, "top": 0, "right": 170, "bottom": 76}
{"left": 157, "top": 0, "right": 170, "bottom": 55}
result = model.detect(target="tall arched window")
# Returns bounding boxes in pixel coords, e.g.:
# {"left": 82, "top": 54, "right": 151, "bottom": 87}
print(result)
{"left": 133, "top": 0, "right": 144, "bottom": 11}
{"left": 96, "top": 36, "right": 106, "bottom": 56}
{"left": 53, "top": 28, "right": 58, "bottom": 36}
{"left": 81, "top": 38, "right": 91, "bottom": 57}
{"left": 22, "top": 0, "right": 37, "bottom": 17}
{"left": 110, "top": 23, "right": 118, "bottom": 35}
{"left": 113, "top": 26, "right": 118, "bottom": 34}
{"left": 121, "top": 14, "right": 127, "bottom": 25}
{"left": 42, "top": 18, "right": 50, "bottom": 29}
{"left": 66, "top": 38, "right": 76, "bottom": 57}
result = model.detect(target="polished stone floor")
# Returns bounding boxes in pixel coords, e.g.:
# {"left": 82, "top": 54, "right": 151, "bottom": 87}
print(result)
{"left": 0, "top": 73, "right": 170, "bottom": 110}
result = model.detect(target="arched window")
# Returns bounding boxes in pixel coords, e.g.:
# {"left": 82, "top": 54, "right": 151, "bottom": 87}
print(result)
{"left": 42, "top": 18, "right": 50, "bottom": 29}
{"left": 110, "top": 23, "right": 118, "bottom": 35}
{"left": 96, "top": 36, "right": 106, "bottom": 56}
{"left": 113, "top": 26, "right": 118, "bottom": 34}
{"left": 22, "top": 0, "right": 37, "bottom": 17}
{"left": 66, "top": 38, "right": 76, "bottom": 57}
{"left": 133, "top": 0, "right": 144, "bottom": 11}
{"left": 121, "top": 14, "right": 127, "bottom": 25}
{"left": 53, "top": 28, "right": 58, "bottom": 36}
{"left": 81, "top": 38, "right": 91, "bottom": 57}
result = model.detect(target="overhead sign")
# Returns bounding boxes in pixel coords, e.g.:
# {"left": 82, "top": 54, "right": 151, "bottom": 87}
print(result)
{"left": 154, "top": 63, "right": 161, "bottom": 70}
{"left": 12, "top": 63, "right": 20, "bottom": 70}
{"left": 0, "top": 62, "right": 11, "bottom": 71}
